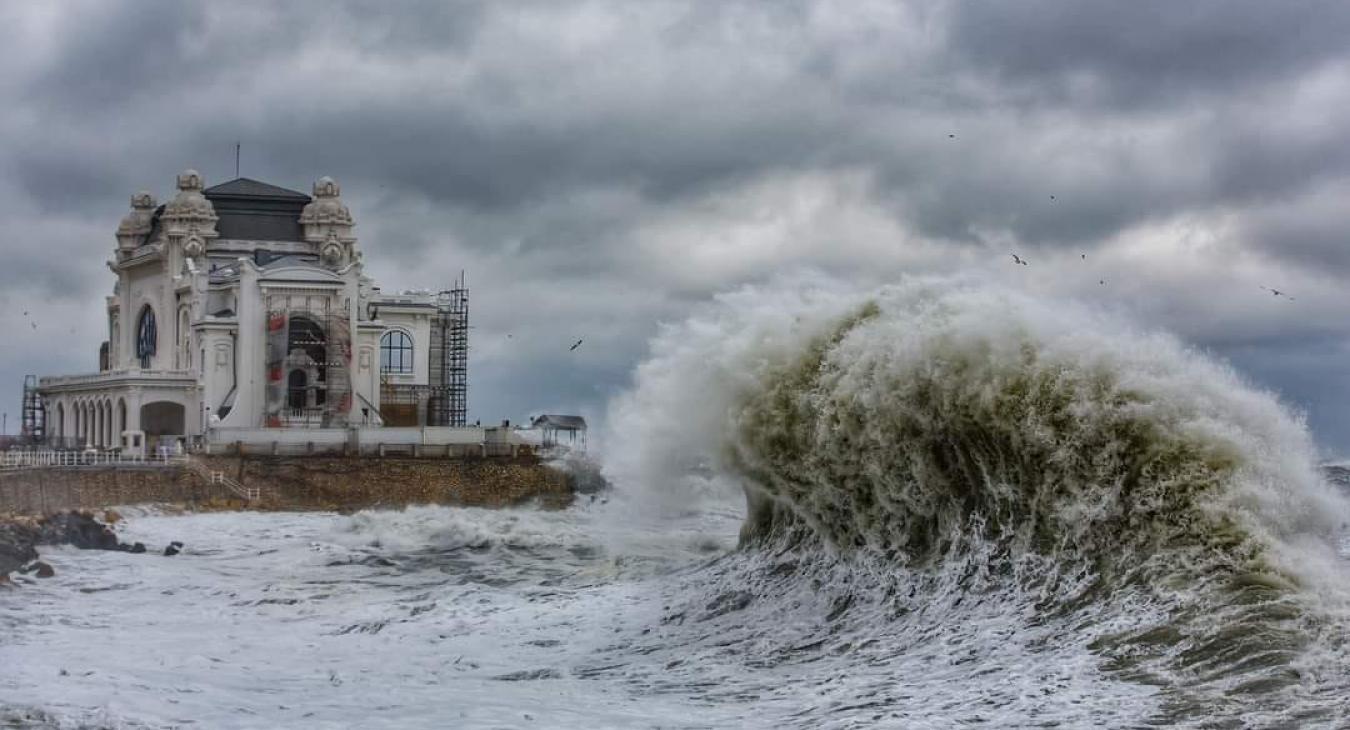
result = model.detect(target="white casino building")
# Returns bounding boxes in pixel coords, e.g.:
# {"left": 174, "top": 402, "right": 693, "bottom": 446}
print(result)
{"left": 39, "top": 170, "right": 470, "bottom": 455}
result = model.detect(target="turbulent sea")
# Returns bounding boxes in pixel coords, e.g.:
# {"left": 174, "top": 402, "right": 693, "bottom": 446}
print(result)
{"left": 5, "top": 279, "right": 1350, "bottom": 729}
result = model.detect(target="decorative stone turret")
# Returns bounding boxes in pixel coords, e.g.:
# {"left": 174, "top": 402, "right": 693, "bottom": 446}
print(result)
{"left": 161, "top": 169, "right": 219, "bottom": 262}
{"left": 115, "top": 191, "right": 157, "bottom": 256}
{"left": 299, "top": 176, "right": 358, "bottom": 268}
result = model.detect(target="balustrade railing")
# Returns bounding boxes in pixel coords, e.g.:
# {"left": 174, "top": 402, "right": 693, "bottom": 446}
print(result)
{"left": 0, "top": 450, "right": 188, "bottom": 470}
{"left": 39, "top": 369, "right": 195, "bottom": 387}
{"left": 1, "top": 450, "right": 261, "bottom": 503}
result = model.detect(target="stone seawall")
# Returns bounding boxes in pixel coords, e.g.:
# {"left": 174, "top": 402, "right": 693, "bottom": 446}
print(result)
{"left": 203, "top": 455, "right": 573, "bottom": 510}
{"left": 0, "top": 456, "right": 572, "bottom": 515}
{"left": 0, "top": 467, "right": 235, "bottom": 514}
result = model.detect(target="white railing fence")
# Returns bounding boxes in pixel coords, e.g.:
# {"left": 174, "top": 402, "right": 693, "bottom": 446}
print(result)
{"left": 0, "top": 450, "right": 261, "bottom": 503}
{"left": 1, "top": 450, "right": 188, "bottom": 470}
{"left": 185, "top": 457, "right": 261, "bottom": 502}
{"left": 211, "top": 472, "right": 261, "bottom": 501}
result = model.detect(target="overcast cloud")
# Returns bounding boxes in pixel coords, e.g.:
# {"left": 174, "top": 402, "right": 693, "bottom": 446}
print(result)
{"left": 1, "top": 0, "right": 1348, "bottom": 452}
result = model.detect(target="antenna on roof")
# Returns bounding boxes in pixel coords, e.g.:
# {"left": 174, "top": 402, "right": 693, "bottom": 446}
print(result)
{"left": 235, "top": 142, "right": 241, "bottom": 178}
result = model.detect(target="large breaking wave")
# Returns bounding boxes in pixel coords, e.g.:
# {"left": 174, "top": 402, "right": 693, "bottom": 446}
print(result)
{"left": 605, "top": 276, "right": 1350, "bottom": 727}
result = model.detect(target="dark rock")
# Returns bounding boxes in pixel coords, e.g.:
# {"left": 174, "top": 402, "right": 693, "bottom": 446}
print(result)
{"left": 36, "top": 511, "right": 121, "bottom": 550}
{"left": 128, "top": 542, "right": 147, "bottom": 554}
{"left": 34, "top": 562, "right": 55, "bottom": 578}
{"left": 0, "top": 521, "right": 40, "bottom": 578}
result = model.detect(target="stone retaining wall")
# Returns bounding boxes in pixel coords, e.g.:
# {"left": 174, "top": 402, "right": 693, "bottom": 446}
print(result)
{"left": 0, "top": 456, "right": 572, "bottom": 515}
{"left": 0, "top": 466, "right": 238, "bottom": 514}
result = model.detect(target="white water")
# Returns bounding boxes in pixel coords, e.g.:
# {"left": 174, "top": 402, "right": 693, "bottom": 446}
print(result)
{"left": 2, "top": 500, "right": 1183, "bottom": 729}
{"left": 5, "top": 277, "right": 1350, "bottom": 728}
{"left": 0, "top": 504, "right": 752, "bottom": 729}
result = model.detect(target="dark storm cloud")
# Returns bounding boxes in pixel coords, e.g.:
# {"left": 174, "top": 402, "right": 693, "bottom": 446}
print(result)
{"left": 945, "top": 0, "right": 1350, "bottom": 108}
{"left": 1, "top": 0, "right": 1349, "bottom": 449}
{"left": 29, "top": 2, "right": 211, "bottom": 111}
{"left": 1239, "top": 183, "right": 1350, "bottom": 271}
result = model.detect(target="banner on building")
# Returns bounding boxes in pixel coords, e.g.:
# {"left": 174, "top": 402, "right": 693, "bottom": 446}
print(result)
{"left": 264, "top": 309, "right": 288, "bottom": 428}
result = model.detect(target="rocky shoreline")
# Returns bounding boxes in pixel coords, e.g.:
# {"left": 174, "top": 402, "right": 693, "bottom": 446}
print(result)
{"left": 0, "top": 510, "right": 182, "bottom": 584}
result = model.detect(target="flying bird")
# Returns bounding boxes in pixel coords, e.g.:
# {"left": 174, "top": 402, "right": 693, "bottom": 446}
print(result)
{"left": 569, "top": 339, "right": 583, "bottom": 351}
{"left": 1010, "top": 254, "right": 1028, "bottom": 266}
{"left": 1081, "top": 254, "right": 1086, "bottom": 260}
{"left": 1099, "top": 280, "right": 1105, "bottom": 286}
{"left": 1261, "top": 286, "right": 1295, "bottom": 300}
{"left": 948, "top": 134, "right": 956, "bottom": 139}
{"left": 1050, "top": 195, "right": 1056, "bottom": 200}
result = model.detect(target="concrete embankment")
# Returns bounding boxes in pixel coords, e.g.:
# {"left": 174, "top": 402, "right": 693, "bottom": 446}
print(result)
{"left": 0, "top": 455, "right": 573, "bottom": 515}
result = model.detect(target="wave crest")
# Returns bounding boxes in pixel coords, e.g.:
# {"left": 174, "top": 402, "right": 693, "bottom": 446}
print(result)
{"left": 607, "top": 277, "right": 1350, "bottom": 725}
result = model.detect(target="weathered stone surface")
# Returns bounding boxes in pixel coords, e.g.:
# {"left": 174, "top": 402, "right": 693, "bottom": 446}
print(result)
{"left": 1, "top": 510, "right": 150, "bottom": 580}
{"left": 0, "top": 456, "right": 572, "bottom": 515}
{"left": 0, "top": 467, "right": 237, "bottom": 515}
{"left": 0, "top": 520, "right": 40, "bottom": 577}
{"left": 36, "top": 511, "right": 121, "bottom": 550}
{"left": 205, "top": 455, "right": 573, "bottom": 511}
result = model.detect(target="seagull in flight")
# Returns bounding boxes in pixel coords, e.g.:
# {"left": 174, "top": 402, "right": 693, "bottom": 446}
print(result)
{"left": 569, "top": 339, "right": 583, "bottom": 351}
{"left": 1260, "top": 286, "right": 1295, "bottom": 300}
{"left": 1010, "top": 254, "right": 1028, "bottom": 266}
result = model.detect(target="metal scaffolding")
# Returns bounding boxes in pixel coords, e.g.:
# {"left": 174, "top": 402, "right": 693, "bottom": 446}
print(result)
{"left": 264, "top": 298, "right": 353, "bottom": 428}
{"left": 427, "top": 274, "right": 468, "bottom": 427}
{"left": 21, "top": 374, "right": 45, "bottom": 443}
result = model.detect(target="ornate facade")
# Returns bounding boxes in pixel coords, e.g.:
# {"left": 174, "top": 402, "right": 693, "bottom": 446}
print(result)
{"left": 39, "top": 170, "right": 466, "bottom": 453}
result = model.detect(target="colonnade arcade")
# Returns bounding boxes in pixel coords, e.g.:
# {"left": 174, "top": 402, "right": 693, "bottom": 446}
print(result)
{"left": 45, "top": 394, "right": 187, "bottom": 450}
{"left": 49, "top": 397, "right": 128, "bottom": 448}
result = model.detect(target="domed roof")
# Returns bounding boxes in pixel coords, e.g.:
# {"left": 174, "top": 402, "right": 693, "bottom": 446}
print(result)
{"left": 299, "top": 176, "right": 353, "bottom": 226}
{"left": 116, "top": 191, "right": 157, "bottom": 238}
{"left": 163, "top": 169, "right": 217, "bottom": 220}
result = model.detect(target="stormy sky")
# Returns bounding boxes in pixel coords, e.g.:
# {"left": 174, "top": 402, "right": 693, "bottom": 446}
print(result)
{"left": 1, "top": 1, "right": 1348, "bottom": 453}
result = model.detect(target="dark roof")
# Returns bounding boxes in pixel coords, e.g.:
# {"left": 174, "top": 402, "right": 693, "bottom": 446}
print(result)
{"left": 204, "top": 178, "right": 310, "bottom": 199}
{"left": 204, "top": 177, "right": 311, "bottom": 242}
{"left": 531, "top": 414, "right": 587, "bottom": 430}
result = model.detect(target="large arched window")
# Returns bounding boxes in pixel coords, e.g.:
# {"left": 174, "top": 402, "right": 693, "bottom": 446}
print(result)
{"left": 136, "top": 305, "right": 157, "bottom": 369}
{"left": 287, "top": 315, "right": 328, "bottom": 405}
{"left": 288, "top": 369, "right": 308, "bottom": 410}
{"left": 177, "top": 307, "right": 191, "bottom": 369}
{"left": 380, "top": 330, "right": 413, "bottom": 374}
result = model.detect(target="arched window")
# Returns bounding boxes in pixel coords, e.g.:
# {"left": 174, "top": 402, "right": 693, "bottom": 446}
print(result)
{"left": 288, "top": 370, "right": 308, "bottom": 410}
{"left": 380, "top": 330, "right": 413, "bottom": 374}
{"left": 178, "top": 307, "right": 191, "bottom": 369}
{"left": 136, "top": 305, "right": 157, "bottom": 369}
{"left": 288, "top": 315, "right": 328, "bottom": 405}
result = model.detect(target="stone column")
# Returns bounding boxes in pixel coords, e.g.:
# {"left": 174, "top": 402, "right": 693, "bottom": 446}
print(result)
{"left": 127, "top": 389, "right": 143, "bottom": 434}
{"left": 230, "top": 260, "right": 261, "bottom": 427}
